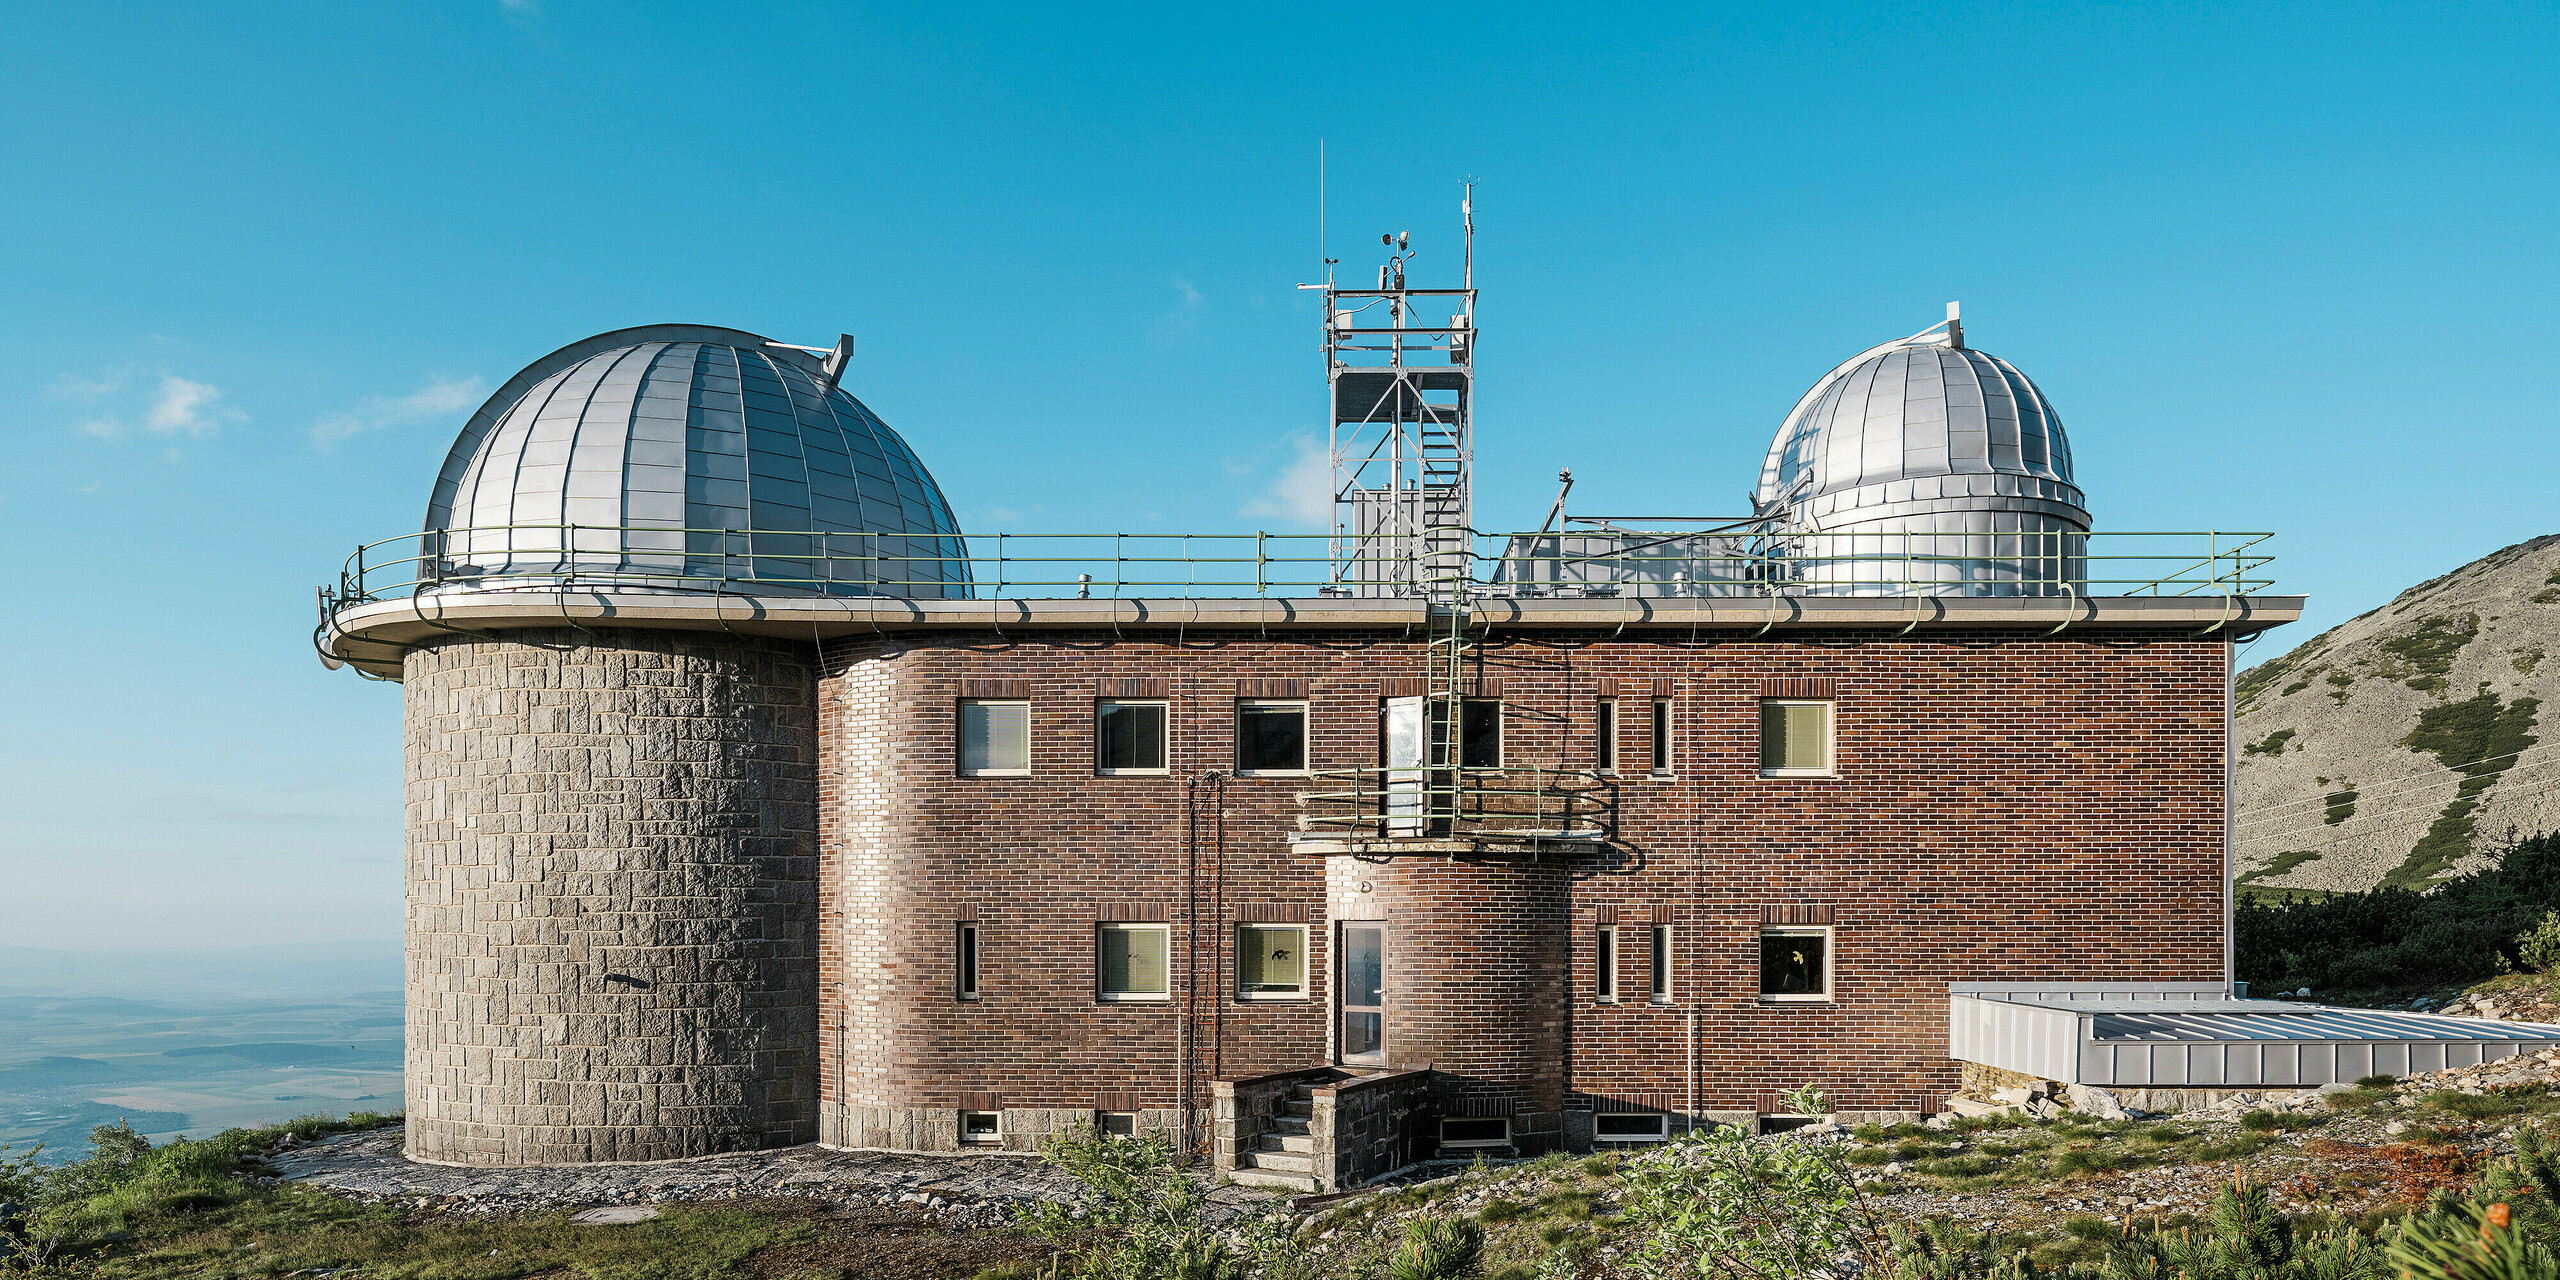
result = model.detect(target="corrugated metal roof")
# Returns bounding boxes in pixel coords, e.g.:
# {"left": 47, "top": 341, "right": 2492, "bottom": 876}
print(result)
{"left": 2088, "top": 1008, "right": 2560, "bottom": 1043}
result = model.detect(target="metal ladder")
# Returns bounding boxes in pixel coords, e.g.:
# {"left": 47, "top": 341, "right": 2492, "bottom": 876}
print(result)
{"left": 1420, "top": 524, "right": 1474, "bottom": 834}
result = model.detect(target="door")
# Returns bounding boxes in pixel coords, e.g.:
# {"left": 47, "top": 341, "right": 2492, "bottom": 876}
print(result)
{"left": 1339, "top": 922, "right": 1386, "bottom": 1064}
{"left": 1382, "top": 696, "right": 1423, "bottom": 836}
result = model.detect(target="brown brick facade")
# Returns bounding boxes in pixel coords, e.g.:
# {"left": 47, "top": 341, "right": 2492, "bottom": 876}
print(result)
{"left": 809, "top": 626, "right": 2230, "bottom": 1144}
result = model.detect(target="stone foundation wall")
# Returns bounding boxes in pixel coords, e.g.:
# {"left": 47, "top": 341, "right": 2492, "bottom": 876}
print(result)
{"left": 403, "top": 629, "right": 819, "bottom": 1165}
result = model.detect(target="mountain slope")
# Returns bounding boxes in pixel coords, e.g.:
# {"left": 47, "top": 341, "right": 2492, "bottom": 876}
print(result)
{"left": 2235, "top": 534, "right": 2560, "bottom": 891}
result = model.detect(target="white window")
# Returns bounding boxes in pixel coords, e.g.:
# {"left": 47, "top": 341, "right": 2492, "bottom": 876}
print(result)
{"left": 1596, "top": 699, "right": 1618, "bottom": 772}
{"left": 1236, "top": 700, "right": 1308, "bottom": 774}
{"left": 1595, "top": 925, "right": 1618, "bottom": 1003}
{"left": 959, "top": 700, "right": 1030, "bottom": 776}
{"left": 1648, "top": 924, "right": 1671, "bottom": 1003}
{"left": 1236, "top": 923, "right": 1307, "bottom": 1000}
{"left": 1759, "top": 700, "right": 1833, "bottom": 776}
{"left": 1439, "top": 1117, "right": 1510, "bottom": 1149}
{"left": 1097, "top": 700, "right": 1169, "bottom": 774}
{"left": 1759, "top": 927, "right": 1833, "bottom": 1002}
{"left": 1098, "top": 923, "right": 1171, "bottom": 1001}
{"left": 961, "top": 1111, "right": 1001, "bottom": 1145}
{"left": 1098, "top": 1111, "right": 1137, "bottom": 1138}
{"left": 1596, "top": 1112, "right": 1671, "bottom": 1143}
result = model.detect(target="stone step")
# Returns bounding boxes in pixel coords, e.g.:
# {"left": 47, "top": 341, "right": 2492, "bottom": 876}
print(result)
{"left": 1258, "top": 1133, "right": 1314, "bottom": 1154}
{"left": 1279, "top": 1100, "right": 1314, "bottom": 1118}
{"left": 1268, "top": 1115, "right": 1310, "bottom": 1135}
{"left": 1243, "top": 1150, "right": 1314, "bottom": 1174}
{"left": 1227, "top": 1165, "right": 1317, "bottom": 1191}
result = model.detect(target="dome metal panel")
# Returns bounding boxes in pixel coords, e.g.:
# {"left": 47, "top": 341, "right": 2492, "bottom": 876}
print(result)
{"left": 424, "top": 325, "right": 967, "bottom": 598}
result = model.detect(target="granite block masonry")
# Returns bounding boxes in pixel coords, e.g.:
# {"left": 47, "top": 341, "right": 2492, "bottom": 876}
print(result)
{"left": 402, "top": 629, "right": 819, "bottom": 1166}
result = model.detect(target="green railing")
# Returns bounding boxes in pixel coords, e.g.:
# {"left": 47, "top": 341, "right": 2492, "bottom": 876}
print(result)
{"left": 1296, "top": 765, "right": 1616, "bottom": 844}
{"left": 323, "top": 526, "right": 2274, "bottom": 609}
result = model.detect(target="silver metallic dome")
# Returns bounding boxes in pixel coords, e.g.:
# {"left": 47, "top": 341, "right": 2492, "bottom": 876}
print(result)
{"left": 423, "top": 324, "right": 968, "bottom": 598}
{"left": 1753, "top": 318, "right": 2088, "bottom": 595}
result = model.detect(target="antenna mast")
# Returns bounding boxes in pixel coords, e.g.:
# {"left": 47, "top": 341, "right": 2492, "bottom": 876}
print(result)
{"left": 1310, "top": 187, "right": 1477, "bottom": 595}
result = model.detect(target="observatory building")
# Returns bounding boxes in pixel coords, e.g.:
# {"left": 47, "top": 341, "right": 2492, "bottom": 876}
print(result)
{"left": 318, "top": 206, "right": 2558, "bottom": 1183}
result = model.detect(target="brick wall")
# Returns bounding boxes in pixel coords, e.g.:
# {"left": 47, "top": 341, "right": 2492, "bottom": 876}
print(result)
{"left": 812, "top": 626, "right": 2228, "bottom": 1136}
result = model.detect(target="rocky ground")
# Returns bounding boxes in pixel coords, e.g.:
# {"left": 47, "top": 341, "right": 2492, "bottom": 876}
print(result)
{"left": 264, "top": 1126, "right": 1275, "bottom": 1228}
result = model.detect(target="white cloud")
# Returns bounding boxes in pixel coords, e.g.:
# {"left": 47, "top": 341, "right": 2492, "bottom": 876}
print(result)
{"left": 1149, "top": 276, "right": 1206, "bottom": 349}
{"left": 311, "top": 375, "right": 488, "bottom": 446}
{"left": 61, "top": 370, "right": 240, "bottom": 440}
{"left": 145, "top": 377, "right": 231, "bottom": 437}
{"left": 1240, "top": 434, "right": 1331, "bottom": 530}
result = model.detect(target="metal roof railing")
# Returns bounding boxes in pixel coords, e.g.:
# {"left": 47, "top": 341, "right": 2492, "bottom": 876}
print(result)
{"left": 323, "top": 526, "right": 2274, "bottom": 610}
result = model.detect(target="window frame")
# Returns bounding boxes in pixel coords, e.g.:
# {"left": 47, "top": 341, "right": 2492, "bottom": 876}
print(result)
{"left": 1438, "top": 1117, "right": 1512, "bottom": 1150}
{"left": 1097, "top": 922, "right": 1173, "bottom": 1003}
{"left": 1095, "top": 699, "right": 1172, "bottom": 776}
{"left": 1595, "top": 924, "right": 1619, "bottom": 1004}
{"left": 956, "top": 922, "right": 981, "bottom": 1001}
{"left": 1459, "top": 698, "right": 1503, "bottom": 769}
{"left": 1758, "top": 925, "right": 1835, "bottom": 1003}
{"left": 960, "top": 1110, "right": 1002, "bottom": 1146}
{"left": 1758, "top": 698, "right": 1835, "bottom": 777}
{"left": 1234, "top": 922, "right": 1309, "bottom": 1001}
{"left": 1338, "top": 920, "right": 1387, "bottom": 1065}
{"left": 1648, "top": 924, "right": 1671, "bottom": 1004}
{"left": 1595, "top": 1112, "right": 1672, "bottom": 1143}
{"left": 1650, "top": 697, "right": 1673, "bottom": 775}
{"left": 1234, "top": 699, "right": 1311, "bottom": 776}
{"left": 1595, "top": 698, "right": 1618, "bottom": 773}
{"left": 1097, "top": 1111, "right": 1138, "bottom": 1138}
{"left": 957, "top": 698, "right": 1031, "bottom": 777}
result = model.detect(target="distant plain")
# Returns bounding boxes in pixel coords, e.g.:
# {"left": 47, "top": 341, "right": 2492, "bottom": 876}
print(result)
{"left": 0, "top": 942, "right": 402, "bottom": 1160}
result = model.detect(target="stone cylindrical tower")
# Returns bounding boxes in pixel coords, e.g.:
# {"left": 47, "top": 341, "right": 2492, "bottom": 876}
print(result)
{"left": 331, "top": 325, "right": 971, "bottom": 1165}
{"left": 403, "top": 629, "right": 819, "bottom": 1164}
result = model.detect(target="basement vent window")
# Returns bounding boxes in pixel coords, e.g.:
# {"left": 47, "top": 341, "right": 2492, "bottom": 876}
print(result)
{"left": 1236, "top": 700, "right": 1309, "bottom": 774}
{"left": 961, "top": 1111, "right": 1001, "bottom": 1146}
{"left": 1098, "top": 1111, "right": 1137, "bottom": 1138}
{"left": 959, "top": 700, "right": 1030, "bottom": 776}
{"left": 1236, "top": 923, "right": 1307, "bottom": 999}
{"left": 1097, "top": 700, "right": 1169, "bottom": 774}
{"left": 1595, "top": 1113, "right": 1671, "bottom": 1143}
{"left": 1760, "top": 927, "right": 1832, "bottom": 1002}
{"left": 1099, "top": 923, "right": 1172, "bottom": 1002}
{"left": 1439, "top": 1117, "right": 1511, "bottom": 1150}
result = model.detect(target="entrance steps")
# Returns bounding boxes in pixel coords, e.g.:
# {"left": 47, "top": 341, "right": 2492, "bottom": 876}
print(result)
{"left": 1228, "top": 1085, "right": 1321, "bottom": 1190}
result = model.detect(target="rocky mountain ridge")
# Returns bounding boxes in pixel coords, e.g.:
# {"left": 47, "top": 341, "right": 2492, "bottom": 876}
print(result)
{"left": 2235, "top": 534, "right": 2560, "bottom": 892}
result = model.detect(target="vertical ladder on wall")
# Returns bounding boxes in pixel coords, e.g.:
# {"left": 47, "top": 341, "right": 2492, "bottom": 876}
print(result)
{"left": 1421, "top": 529, "right": 1473, "bottom": 835}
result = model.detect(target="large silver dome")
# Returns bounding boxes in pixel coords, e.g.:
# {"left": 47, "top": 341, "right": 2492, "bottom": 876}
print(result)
{"left": 1752, "top": 320, "right": 2088, "bottom": 595}
{"left": 423, "top": 324, "right": 968, "bottom": 598}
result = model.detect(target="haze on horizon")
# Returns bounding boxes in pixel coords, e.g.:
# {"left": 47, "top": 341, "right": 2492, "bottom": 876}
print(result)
{"left": 2, "top": 1, "right": 2554, "bottom": 952}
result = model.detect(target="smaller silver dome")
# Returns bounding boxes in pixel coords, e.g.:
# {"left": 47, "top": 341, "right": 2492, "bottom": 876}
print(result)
{"left": 1755, "top": 340, "right": 2085, "bottom": 535}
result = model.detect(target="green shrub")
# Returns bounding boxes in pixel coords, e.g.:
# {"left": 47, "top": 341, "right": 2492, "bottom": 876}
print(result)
{"left": 2061, "top": 1215, "right": 2116, "bottom": 1242}
{"left": 1534, "top": 1224, "right": 1579, "bottom": 1248}
{"left": 1847, "top": 1146, "right": 1893, "bottom": 1165}
{"left": 1916, "top": 1155, "right": 2005, "bottom": 1178}
{"left": 1893, "top": 1140, "right": 1944, "bottom": 1161}
{"left": 2358, "top": 1074, "right": 2401, "bottom": 1089}
{"left": 2237, "top": 829, "right": 2560, "bottom": 992}
{"left": 1477, "top": 1197, "right": 1526, "bottom": 1223}
{"left": 2523, "top": 911, "right": 2560, "bottom": 972}
{"left": 2052, "top": 1148, "right": 2129, "bottom": 1176}
{"left": 1386, "top": 1217, "right": 1484, "bottom": 1280}
{"left": 2241, "top": 1109, "right": 2313, "bottom": 1132}
{"left": 2429, "top": 1090, "right": 2528, "bottom": 1120}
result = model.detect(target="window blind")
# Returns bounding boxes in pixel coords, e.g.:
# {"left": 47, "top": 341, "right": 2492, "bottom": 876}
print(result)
{"left": 1236, "top": 925, "right": 1304, "bottom": 993}
{"left": 1101, "top": 925, "right": 1169, "bottom": 997}
{"left": 962, "top": 701, "right": 1029, "bottom": 773}
{"left": 1760, "top": 702, "right": 1828, "bottom": 771}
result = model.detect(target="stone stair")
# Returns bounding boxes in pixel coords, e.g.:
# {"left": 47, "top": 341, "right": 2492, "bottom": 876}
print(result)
{"left": 1227, "top": 1083, "right": 1321, "bottom": 1190}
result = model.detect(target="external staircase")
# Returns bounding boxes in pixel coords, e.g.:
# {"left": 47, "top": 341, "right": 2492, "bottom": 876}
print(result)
{"left": 1227, "top": 1081, "right": 1322, "bottom": 1190}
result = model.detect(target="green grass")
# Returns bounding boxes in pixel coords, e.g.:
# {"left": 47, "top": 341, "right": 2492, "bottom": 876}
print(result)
{"left": 68, "top": 1192, "right": 810, "bottom": 1279}
{"left": 2424, "top": 1089, "right": 2529, "bottom": 1121}
{"left": 1535, "top": 1189, "right": 1597, "bottom": 1222}
{"left": 1477, "top": 1197, "right": 1527, "bottom": 1223}
{"left": 2239, "top": 1110, "right": 2315, "bottom": 1133}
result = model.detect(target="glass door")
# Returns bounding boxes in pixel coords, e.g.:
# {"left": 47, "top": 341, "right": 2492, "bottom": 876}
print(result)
{"left": 1340, "top": 922, "right": 1386, "bottom": 1064}
{"left": 1381, "top": 697, "right": 1423, "bottom": 836}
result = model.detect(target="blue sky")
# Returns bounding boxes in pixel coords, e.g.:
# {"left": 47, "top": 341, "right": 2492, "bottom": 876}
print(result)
{"left": 3, "top": 2, "right": 2554, "bottom": 948}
